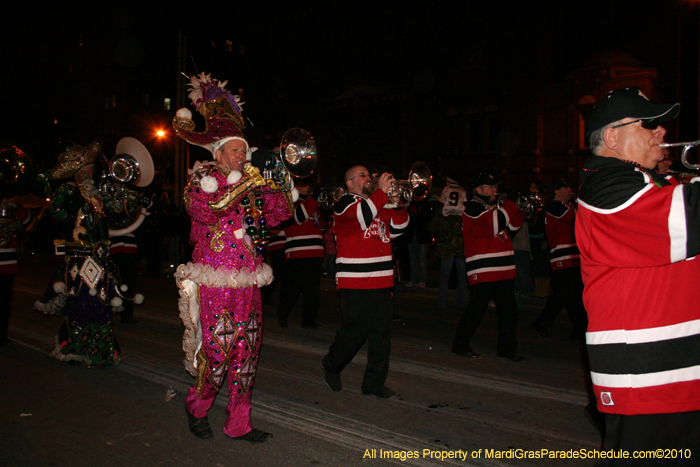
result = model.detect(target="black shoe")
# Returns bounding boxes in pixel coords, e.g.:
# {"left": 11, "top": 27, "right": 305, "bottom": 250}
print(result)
{"left": 362, "top": 386, "right": 396, "bottom": 399}
{"left": 0, "top": 338, "right": 12, "bottom": 347}
{"left": 302, "top": 322, "right": 321, "bottom": 330}
{"left": 186, "top": 409, "right": 213, "bottom": 439}
{"left": 278, "top": 319, "right": 288, "bottom": 328}
{"left": 321, "top": 356, "right": 342, "bottom": 392}
{"left": 229, "top": 428, "right": 273, "bottom": 444}
{"left": 497, "top": 354, "right": 525, "bottom": 363}
{"left": 532, "top": 324, "right": 550, "bottom": 340}
{"left": 121, "top": 316, "right": 138, "bottom": 325}
{"left": 451, "top": 347, "right": 481, "bottom": 358}
{"left": 392, "top": 313, "right": 403, "bottom": 322}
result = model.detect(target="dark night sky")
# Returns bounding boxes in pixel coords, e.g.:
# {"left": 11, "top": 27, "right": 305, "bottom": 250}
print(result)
{"left": 2, "top": 0, "right": 699, "bottom": 162}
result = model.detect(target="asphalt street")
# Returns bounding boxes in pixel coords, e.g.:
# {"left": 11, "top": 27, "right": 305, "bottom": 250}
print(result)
{"left": 1, "top": 254, "right": 601, "bottom": 467}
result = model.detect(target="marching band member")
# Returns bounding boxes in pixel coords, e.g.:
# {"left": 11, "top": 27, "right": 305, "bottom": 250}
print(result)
{"left": 321, "top": 165, "right": 409, "bottom": 399}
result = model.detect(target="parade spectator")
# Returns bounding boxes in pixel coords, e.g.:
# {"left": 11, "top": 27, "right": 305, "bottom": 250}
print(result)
{"left": 578, "top": 87, "right": 700, "bottom": 459}
{"left": 428, "top": 178, "right": 468, "bottom": 309}
{"left": 532, "top": 179, "right": 587, "bottom": 341}
{"left": 172, "top": 72, "right": 293, "bottom": 443}
{"left": 323, "top": 217, "right": 337, "bottom": 279}
{"left": 321, "top": 165, "right": 409, "bottom": 398}
{"left": 404, "top": 198, "right": 432, "bottom": 288}
{"left": 452, "top": 173, "right": 525, "bottom": 362}
{"left": 512, "top": 214, "right": 532, "bottom": 296}
{"left": 528, "top": 180, "right": 550, "bottom": 297}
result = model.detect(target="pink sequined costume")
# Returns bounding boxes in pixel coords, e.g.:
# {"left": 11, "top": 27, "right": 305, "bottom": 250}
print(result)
{"left": 175, "top": 164, "right": 292, "bottom": 437}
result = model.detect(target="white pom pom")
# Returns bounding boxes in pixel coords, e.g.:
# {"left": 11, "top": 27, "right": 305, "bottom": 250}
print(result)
{"left": 227, "top": 170, "right": 242, "bottom": 185}
{"left": 89, "top": 288, "right": 97, "bottom": 296}
{"left": 176, "top": 108, "right": 192, "bottom": 119}
{"left": 201, "top": 176, "right": 218, "bottom": 193}
{"left": 120, "top": 284, "right": 128, "bottom": 292}
{"left": 53, "top": 282, "right": 66, "bottom": 293}
{"left": 291, "top": 188, "right": 300, "bottom": 203}
{"left": 111, "top": 297, "right": 123, "bottom": 307}
{"left": 133, "top": 293, "right": 145, "bottom": 305}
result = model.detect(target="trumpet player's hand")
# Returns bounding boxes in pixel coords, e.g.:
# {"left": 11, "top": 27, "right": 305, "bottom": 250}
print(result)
{"left": 377, "top": 172, "right": 394, "bottom": 195}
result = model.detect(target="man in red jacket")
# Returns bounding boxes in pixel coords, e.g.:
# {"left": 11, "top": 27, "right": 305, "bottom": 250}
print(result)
{"left": 532, "top": 179, "right": 587, "bottom": 341}
{"left": 276, "top": 178, "right": 328, "bottom": 329}
{"left": 0, "top": 200, "right": 30, "bottom": 346}
{"left": 578, "top": 87, "right": 700, "bottom": 460}
{"left": 321, "top": 165, "right": 409, "bottom": 398}
{"left": 452, "top": 173, "right": 525, "bottom": 362}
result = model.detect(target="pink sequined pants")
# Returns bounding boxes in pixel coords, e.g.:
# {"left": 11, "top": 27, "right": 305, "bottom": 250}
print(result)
{"left": 185, "top": 285, "right": 263, "bottom": 437}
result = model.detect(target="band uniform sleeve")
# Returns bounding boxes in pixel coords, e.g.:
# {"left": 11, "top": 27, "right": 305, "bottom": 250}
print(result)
{"left": 388, "top": 205, "right": 409, "bottom": 238}
{"left": 498, "top": 200, "right": 523, "bottom": 233}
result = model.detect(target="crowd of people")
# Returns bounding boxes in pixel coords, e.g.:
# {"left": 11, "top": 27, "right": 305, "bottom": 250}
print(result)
{"left": 3, "top": 77, "right": 699, "bottom": 464}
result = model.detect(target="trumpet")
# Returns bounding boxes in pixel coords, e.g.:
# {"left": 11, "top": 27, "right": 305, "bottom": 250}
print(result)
{"left": 659, "top": 140, "right": 700, "bottom": 170}
{"left": 515, "top": 196, "right": 536, "bottom": 219}
{"left": 317, "top": 186, "right": 346, "bottom": 210}
{"left": 379, "top": 161, "right": 433, "bottom": 208}
{"left": 496, "top": 193, "right": 545, "bottom": 219}
{"left": 666, "top": 170, "right": 700, "bottom": 184}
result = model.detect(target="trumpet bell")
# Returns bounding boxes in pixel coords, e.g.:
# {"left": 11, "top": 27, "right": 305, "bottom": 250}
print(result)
{"left": 408, "top": 161, "right": 432, "bottom": 202}
{"left": 383, "top": 161, "right": 433, "bottom": 207}
{"left": 260, "top": 128, "right": 318, "bottom": 193}
{"left": 112, "top": 137, "right": 154, "bottom": 187}
{"left": 279, "top": 128, "right": 317, "bottom": 178}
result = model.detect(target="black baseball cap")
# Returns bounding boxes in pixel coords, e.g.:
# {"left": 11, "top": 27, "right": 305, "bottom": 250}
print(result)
{"left": 550, "top": 179, "right": 570, "bottom": 193}
{"left": 472, "top": 173, "right": 501, "bottom": 188}
{"left": 585, "top": 87, "right": 680, "bottom": 138}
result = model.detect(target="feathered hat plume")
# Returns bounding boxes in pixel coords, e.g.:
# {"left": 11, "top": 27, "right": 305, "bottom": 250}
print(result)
{"left": 172, "top": 73, "right": 248, "bottom": 155}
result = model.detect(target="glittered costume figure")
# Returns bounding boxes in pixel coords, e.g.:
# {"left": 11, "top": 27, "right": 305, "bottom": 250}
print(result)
{"left": 42, "top": 141, "right": 126, "bottom": 367}
{"left": 173, "top": 72, "right": 294, "bottom": 442}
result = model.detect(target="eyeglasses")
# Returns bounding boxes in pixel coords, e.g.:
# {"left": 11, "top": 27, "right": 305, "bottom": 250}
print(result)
{"left": 349, "top": 172, "right": 370, "bottom": 181}
{"left": 611, "top": 118, "right": 660, "bottom": 130}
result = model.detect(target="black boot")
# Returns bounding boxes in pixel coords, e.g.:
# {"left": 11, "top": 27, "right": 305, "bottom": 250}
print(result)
{"left": 186, "top": 408, "right": 213, "bottom": 439}
{"left": 228, "top": 428, "right": 273, "bottom": 444}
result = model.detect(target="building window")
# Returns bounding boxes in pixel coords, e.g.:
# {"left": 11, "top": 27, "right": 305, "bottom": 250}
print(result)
{"left": 164, "top": 98, "right": 171, "bottom": 111}
{"left": 226, "top": 40, "right": 233, "bottom": 52}
{"left": 142, "top": 94, "right": 149, "bottom": 107}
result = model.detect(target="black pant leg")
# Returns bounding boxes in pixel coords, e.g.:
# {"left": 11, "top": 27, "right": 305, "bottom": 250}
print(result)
{"left": 493, "top": 279, "right": 518, "bottom": 356}
{"left": 301, "top": 258, "right": 322, "bottom": 326}
{"left": 276, "top": 258, "right": 301, "bottom": 322}
{"left": 0, "top": 274, "right": 15, "bottom": 343}
{"left": 325, "top": 289, "right": 379, "bottom": 374}
{"left": 560, "top": 268, "right": 588, "bottom": 337}
{"left": 452, "top": 282, "right": 493, "bottom": 351}
{"left": 111, "top": 252, "right": 139, "bottom": 320}
{"left": 362, "top": 288, "right": 393, "bottom": 390}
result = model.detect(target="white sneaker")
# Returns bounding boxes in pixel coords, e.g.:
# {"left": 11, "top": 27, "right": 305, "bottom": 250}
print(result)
{"left": 416, "top": 282, "right": 425, "bottom": 288}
